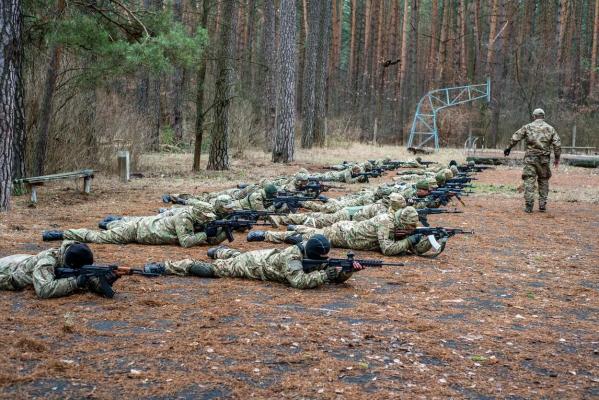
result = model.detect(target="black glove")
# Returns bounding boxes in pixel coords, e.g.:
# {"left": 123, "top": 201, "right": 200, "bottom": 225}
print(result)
{"left": 75, "top": 274, "right": 89, "bottom": 289}
{"left": 205, "top": 225, "right": 218, "bottom": 238}
{"left": 503, "top": 147, "right": 511, "bottom": 157}
{"left": 317, "top": 194, "right": 329, "bottom": 202}
{"left": 325, "top": 266, "right": 340, "bottom": 281}
{"left": 105, "top": 271, "right": 120, "bottom": 285}
{"left": 144, "top": 263, "right": 166, "bottom": 275}
{"left": 407, "top": 234, "right": 423, "bottom": 247}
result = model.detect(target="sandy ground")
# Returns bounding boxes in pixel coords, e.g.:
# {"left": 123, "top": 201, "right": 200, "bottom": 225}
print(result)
{"left": 0, "top": 151, "right": 598, "bottom": 399}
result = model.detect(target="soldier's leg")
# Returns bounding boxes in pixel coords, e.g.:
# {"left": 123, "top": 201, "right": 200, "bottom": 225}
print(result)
{"left": 311, "top": 210, "right": 349, "bottom": 228}
{"left": 213, "top": 247, "right": 242, "bottom": 260}
{"left": 270, "top": 213, "right": 311, "bottom": 228}
{"left": 537, "top": 161, "right": 552, "bottom": 211}
{"left": 63, "top": 221, "right": 138, "bottom": 244}
{"left": 263, "top": 226, "right": 321, "bottom": 243}
{"left": 163, "top": 259, "right": 216, "bottom": 277}
{"left": 521, "top": 164, "right": 537, "bottom": 212}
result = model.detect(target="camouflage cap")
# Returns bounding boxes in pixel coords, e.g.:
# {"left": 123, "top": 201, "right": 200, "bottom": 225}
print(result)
{"left": 401, "top": 206, "right": 419, "bottom": 226}
{"left": 388, "top": 193, "right": 406, "bottom": 213}
{"left": 213, "top": 194, "right": 234, "bottom": 213}
{"left": 449, "top": 165, "right": 459, "bottom": 177}
{"left": 415, "top": 180, "right": 429, "bottom": 190}
{"left": 363, "top": 163, "right": 372, "bottom": 171}
{"left": 532, "top": 108, "right": 545, "bottom": 116}
{"left": 383, "top": 155, "right": 391, "bottom": 163}
{"left": 442, "top": 168, "right": 453, "bottom": 180}
{"left": 375, "top": 185, "right": 394, "bottom": 199}
{"left": 426, "top": 177, "right": 438, "bottom": 188}
{"left": 190, "top": 203, "right": 216, "bottom": 222}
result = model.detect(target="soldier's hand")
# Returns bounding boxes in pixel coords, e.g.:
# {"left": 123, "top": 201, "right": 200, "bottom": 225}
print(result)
{"left": 325, "top": 266, "right": 341, "bottom": 281}
{"left": 407, "top": 234, "right": 423, "bottom": 246}
{"left": 75, "top": 274, "right": 89, "bottom": 289}
{"left": 503, "top": 148, "right": 511, "bottom": 157}
{"left": 205, "top": 225, "right": 218, "bottom": 237}
{"left": 352, "top": 261, "right": 364, "bottom": 271}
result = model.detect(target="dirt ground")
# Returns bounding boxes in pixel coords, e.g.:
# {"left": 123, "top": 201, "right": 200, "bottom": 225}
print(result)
{"left": 0, "top": 152, "right": 598, "bottom": 399}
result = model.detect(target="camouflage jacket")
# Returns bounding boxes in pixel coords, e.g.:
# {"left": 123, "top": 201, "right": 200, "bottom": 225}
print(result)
{"left": 509, "top": 119, "right": 561, "bottom": 158}
{"left": 214, "top": 244, "right": 328, "bottom": 289}
{"left": 135, "top": 203, "right": 217, "bottom": 247}
{"left": 0, "top": 241, "right": 79, "bottom": 298}
{"left": 323, "top": 214, "right": 414, "bottom": 256}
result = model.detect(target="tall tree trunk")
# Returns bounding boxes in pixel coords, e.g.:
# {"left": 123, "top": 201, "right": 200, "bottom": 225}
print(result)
{"left": 12, "top": 14, "right": 25, "bottom": 181}
{"left": 300, "top": 0, "right": 320, "bottom": 148}
{"left": 192, "top": 0, "right": 210, "bottom": 172}
{"left": 260, "top": 0, "right": 277, "bottom": 150}
{"left": 0, "top": 0, "right": 21, "bottom": 210}
{"left": 172, "top": 0, "right": 185, "bottom": 142}
{"left": 459, "top": 0, "right": 468, "bottom": 79}
{"left": 273, "top": 0, "right": 297, "bottom": 163}
{"left": 398, "top": 0, "right": 411, "bottom": 143}
{"left": 207, "top": 0, "right": 237, "bottom": 170}
{"left": 427, "top": 0, "right": 439, "bottom": 88}
{"left": 591, "top": 0, "right": 599, "bottom": 100}
{"left": 348, "top": 0, "right": 358, "bottom": 92}
{"left": 472, "top": 0, "right": 481, "bottom": 79}
{"left": 314, "top": 0, "right": 332, "bottom": 147}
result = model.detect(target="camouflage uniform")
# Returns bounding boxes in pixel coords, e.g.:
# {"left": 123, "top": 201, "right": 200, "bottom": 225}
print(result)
{"left": 302, "top": 190, "right": 376, "bottom": 213}
{"left": 310, "top": 168, "right": 362, "bottom": 184}
{"left": 0, "top": 241, "right": 86, "bottom": 298}
{"left": 272, "top": 202, "right": 388, "bottom": 228}
{"left": 64, "top": 203, "right": 225, "bottom": 247}
{"left": 509, "top": 119, "right": 561, "bottom": 208}
{"left": 230, "top": 189, "right": 277, "bottom": 211}
{"left": 164, "top": 245, "right": 333, "bottom": 289}
{"left": 262, "top": 212, "right": 431, "bottom": 256}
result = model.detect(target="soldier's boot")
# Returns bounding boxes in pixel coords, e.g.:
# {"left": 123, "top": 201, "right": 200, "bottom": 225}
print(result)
{"left": 143, "top": 262, "right": 166, "bottom": 276}
{"left": 162, "top": 194, "right": 173, "bottom": 203}
{"left": 524, "top": 203, "right": 533, "bottom": 213}
{"left": 247, "top": 231, "right": 266, "bottom": 242}
{"left": 98, "top": 215, "right": 122, "bottom": 230}
{"left": 284, "top": 234, "right": 303, "bottom": 245}
{"left": 158, "top": 208, "right": 168, "bottom": 214}
{"left": 539, "top": 201, "right": 547, "bottom": 212}
{"left": 287, "top": 225, "right": 297, "bottom": 231}
{"left": 42, "top": 230, "right": 64, "bottom": 241}
{"left": 207, "top": 245, "right": 228, "bottom": 259}
{"left": 268, "top": 215, "right": 281, "bottom": 228}
{"left": 189, "top": 261, "right": 216, "bottom": 278}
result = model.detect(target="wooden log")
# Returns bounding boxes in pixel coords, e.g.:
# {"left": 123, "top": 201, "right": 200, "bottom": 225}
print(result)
{"left": 117, "top": 151, "right": 130, "bottom": 183}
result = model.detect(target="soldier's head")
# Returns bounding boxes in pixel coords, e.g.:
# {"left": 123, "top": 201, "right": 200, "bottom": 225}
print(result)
{"left": 64, "top": 242, "right": 94, "bottom": 269}
{"left": 532, "top": 108, "right": 545, "bottom": 120}
{"left": 442, "top": 168, "right": 453, "bottom": 181}
{"left": 415, "top": 157, "right": 422, "bottom": 163}
{"left": 435, "top": 171, "right": 447, "bottom": 187}
{"left": 263, "top": 183, "right": 278, "bottom": 199}
{"left": 375, "top": 185, "right": 394, "bottom": 200}
{"left": 450, "top": 165, "right": 459, "bottom": 177}
{"left": 394, "top": 206, "right": 419, "bottom": 229}
{"left": 190, "top": 204, "right": 216, "bottom": 222}
{"left": 415, "top": 180, "right": 430, "bottom": 196}
{"left": 214, "top": 195, "right": 234, "bottom": 214}
{"left": 449, "top": 160, "right": 458, "bottom": 167}
{"left": 351, "top": 165, "right": 361, "bottom": 174}
{"left": 426, "top": 177, "right": 438, "bottom": 190}
{"left": 363, "top": 163, "right": 373, "bottom": 172}
{"left": 388, "top": 193, "right": 406, "bottom": 213}
{"left": 383, "top": 155, "right": 391, "bottom": 163}
{"left": 304, "top": 234, "right": 330, "bottom": 260}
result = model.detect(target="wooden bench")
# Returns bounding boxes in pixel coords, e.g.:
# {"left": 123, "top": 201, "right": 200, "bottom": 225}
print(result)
{"left": 13, "top": 169, "right": 95, "bottom": 204}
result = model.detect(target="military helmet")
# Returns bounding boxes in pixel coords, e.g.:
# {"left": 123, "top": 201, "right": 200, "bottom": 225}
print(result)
{"left": 449, "top": 160, "right": 458, "bottom": 167}
{"left": 388, "top": 193, "right": 406, "bottom": 212}
{"left": 426, "top": 177, "right": 438, "bottom": 188}
{"left": 442, "top": 168, "right": 453, "bottom": 180}
{"left": 383, "top": 155, "right": 391, "bottom": 163}
{"left": 435, "top": 171, "right": 446, "bottom": 186}
{"left": 64, "top": 242, "right": 94, "bottom": 269}
{"left": 532, "top": 108, "right": 545, "bottom": 117}
{"left": 363, "top": 163, "right": 372, "bottom": 172}
{"left": 351, "top": 165, "right": 361, "bottom": 173}
{"left": 305, "top": 234, "right": 330, "bottom": 260}
{"left": 396, "top": 206, "right": 419, "bottom": 227}
{"left": 263, "top": 183, "right": 278, "bottom": 199}
{"left": 415, "top": 180, "right": 429, "bottom": 190}
{"left": 375, "top": 185, "right": 394, "bottom": 200}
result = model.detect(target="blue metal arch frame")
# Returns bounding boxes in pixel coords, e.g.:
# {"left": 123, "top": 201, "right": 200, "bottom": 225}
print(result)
{"left": 407, "top": 78, "right": 491, "bottom": 150}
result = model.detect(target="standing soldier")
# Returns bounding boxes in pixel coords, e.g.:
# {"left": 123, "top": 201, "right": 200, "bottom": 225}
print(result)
{"left": 504, "top": 109, "right": 561, "bottom": 213}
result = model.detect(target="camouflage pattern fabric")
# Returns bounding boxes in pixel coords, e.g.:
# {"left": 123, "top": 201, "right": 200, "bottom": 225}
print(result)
{"left": 509, "top": 119, "right": 560, "bottom": 207}
{"left": 230, "top": 190, "right": 277, "bottom": 211}
{"left": 310, "top": 168, "right": 361, "bottom": 184}
{"left": 0, "top": 241, "right": 79, "bottom": 298}
{"left": 264, "top": 214, "right": 431, "bottom": 256}
{"left": 65, "top": 204, "right": 224, "bottom": 247}
{"left": 509, "top": 119, "right": 561, "bottom": 158}
{"left": 164, "top": 245, "right": 331, "bottom": 289}
{"left": 303, "top": 191, "right": 375, "bottom": 213}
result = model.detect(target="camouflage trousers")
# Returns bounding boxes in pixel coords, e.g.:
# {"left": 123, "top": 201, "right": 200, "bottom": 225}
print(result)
{"left": 265, "top": 226, "right": 342, "bottom": 245}
{"left": 522, "top": 155, "right": 551, "bottom": 207}
{"left": 271, "top": 210, "right": 351, "bottom": 228}
{"left": 164, "top": 247, "right": 241, "bottom": 276}
{"left": 64, "top": 220, "right": 138, "bottom": 244}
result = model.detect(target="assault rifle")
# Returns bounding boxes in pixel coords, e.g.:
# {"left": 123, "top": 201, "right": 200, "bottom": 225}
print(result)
{"left": 446, "top": 177, "right": 476, "bottom": 185}
{"left": 351, "top": 170, "right": 383, "bottom": 182}
{"left": 394, "top": 226, "right": 474, "bottom": 240}
{"left": 271, "top": 194, "right": 328, "bottom": 213}
{"left": 301, "top": 178, "right": 340, "bottom": 195}
{"left": 457, "top": 164, "right": 494, "bottom": 173}
{"left": 302, "top": 252, "right": 404, "bottom": 273}
{"left": 55, "top": 264, "right": 160, "bottom": 298}
{"left": 202, "top": 219, "right": 269, "bottom": 242}
{"left": 417, "top": 208, "right": 464, "bottom": 227}
{"left": 226, "top": 210, "right": 285, "bottom": 223}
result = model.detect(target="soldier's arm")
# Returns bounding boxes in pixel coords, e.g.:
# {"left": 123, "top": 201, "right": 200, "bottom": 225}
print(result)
{"left": 508, "top": 125, "right": 527, "bottom": 148}
{"left": 175, "top": 219, "right": 209, "bottom": 248}
{"left": 31, "top": 256, "right": 79, "bottom": 298}
{"left": 551, "top": 127, "right": 562, "bottom": 162}
{"left": 284, "top": 259, "right": 328, "bottom": 289}
{"left": 376, "top": 222, "right": 412, "bottom": 256}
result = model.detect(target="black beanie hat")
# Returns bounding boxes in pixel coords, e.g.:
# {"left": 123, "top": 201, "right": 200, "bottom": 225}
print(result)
{"left": 64, "top": 243, "right": 94, "bottom": 268}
